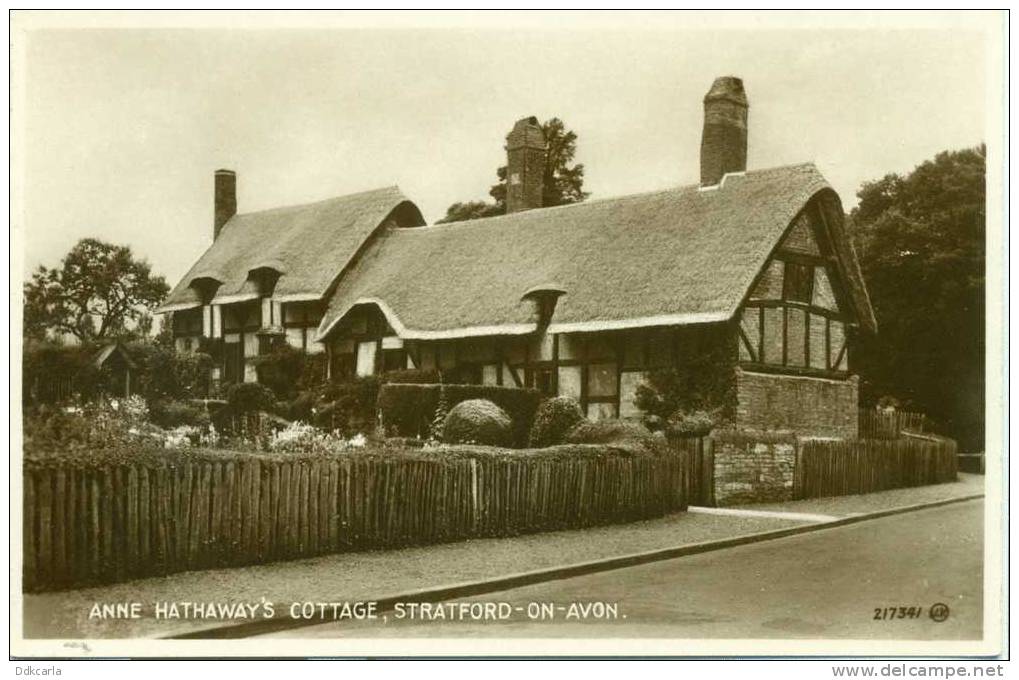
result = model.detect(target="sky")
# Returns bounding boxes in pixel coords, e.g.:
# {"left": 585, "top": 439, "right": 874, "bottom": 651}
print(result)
{"left": 17, "top": 19, "right": 989, "bottom": 288}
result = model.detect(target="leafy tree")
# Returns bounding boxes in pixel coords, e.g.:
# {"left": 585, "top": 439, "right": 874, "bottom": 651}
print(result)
{"left": 849, "top": 145, "right": 985, "bottom": 449}
{"left": 24, "top": 238, "right": 169, "bottom": 342}
{"left": 437, "top": 117, "right": 589, "bottom": 223}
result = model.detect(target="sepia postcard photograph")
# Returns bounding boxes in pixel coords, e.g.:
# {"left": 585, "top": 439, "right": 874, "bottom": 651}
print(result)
{"left": 8, "top": 9, "right": 1008, "bottom": 662}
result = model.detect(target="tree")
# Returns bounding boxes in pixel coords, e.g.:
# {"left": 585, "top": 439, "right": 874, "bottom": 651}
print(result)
{"left": 849, "top": 145, "right": 985, "bottom": 449}
{"left": 437, "top": 117, "right": 589, "bottom": 223}
{"left": 24, "top": 238, "right": 169, "bottom": 343}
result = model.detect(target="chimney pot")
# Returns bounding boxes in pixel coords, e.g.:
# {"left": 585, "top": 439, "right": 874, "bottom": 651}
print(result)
{"left": 700, "top": 76, "right": 749, "bottom": 187}
{"left": 214, "top": 169, "right": 237, "bottom": 240}
{"left": 505, "top": 117, "right": 546, "bottom": 213}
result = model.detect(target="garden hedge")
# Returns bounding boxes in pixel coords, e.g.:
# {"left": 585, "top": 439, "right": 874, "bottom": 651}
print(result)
{"left": 379, "top": 383, "right": 542, "bottom": 446}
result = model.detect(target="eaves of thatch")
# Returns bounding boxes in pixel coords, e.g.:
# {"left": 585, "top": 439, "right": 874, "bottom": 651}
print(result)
{"left": 316, "top": 163, "right": 877, "bottom": 342}
{"left": 158, "top": 186, "right": 425, "bottom": 312}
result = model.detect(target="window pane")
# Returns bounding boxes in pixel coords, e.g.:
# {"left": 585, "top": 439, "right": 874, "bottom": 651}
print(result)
{"left": 762, "top": 307, "right": 784, "bottom": 365}
{"left": 786, "top": 308, "right": 806, "bottom": 366}
{"left": 587, "top": 362, "right": 618, "bottom": 397}
{"left": 787, "top": 263, "right": 813, "bottom": 302}
{"left": 783, "top": 262, "right": 814, "bottom": 303}
{"left": 557, "top": 365, "right": 582, "bottom": 399}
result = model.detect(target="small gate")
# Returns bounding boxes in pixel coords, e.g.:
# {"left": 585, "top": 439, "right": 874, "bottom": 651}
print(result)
{"left": 671, "top": 435, "right": 715, "bottom": 507}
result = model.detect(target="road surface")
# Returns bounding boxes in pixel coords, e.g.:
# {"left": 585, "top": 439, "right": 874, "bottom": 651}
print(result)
{"left": 264, "top": 499, "right": 983, "bottom": 640}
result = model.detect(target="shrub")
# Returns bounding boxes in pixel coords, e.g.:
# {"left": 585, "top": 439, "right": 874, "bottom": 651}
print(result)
{"left": 378, "top": 383, "right": 541, "bottom": 447}
{"left": 382, "top": 368, "right": 441, "bottom": 384}
{"left": 529, "top": 396, "right": 585, "bottom": 448}
{"left": 378, "top": 383, "right": 441, "bottom": 438}
{"left": 634, "top": 326, "right": 738, "bottom": 429}
{"left": 226, "top": 382, "right": 276, "bottom": 414}
{"left": 252, "top": 344, "right": 311, "bottom": 400}
{"left": 442, "top": 399, "right": 512, "bottom": 447}
{"left": 666, "top": 409, "right": 719, "bottom": 438}
{"left": 566, "top": 419, "right": 656, "bottom": 447}
{"left": 149, "top": 399, "right": 211, "bottom": 429}
{"left": 313, "top": 376, "right": 382, "bottom": 436}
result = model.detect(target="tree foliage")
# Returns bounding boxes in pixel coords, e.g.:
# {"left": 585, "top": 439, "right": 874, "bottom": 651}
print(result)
{"left": 437, "top": 117, "right": 589, "bottom": 223}
{"left": 849, "top": 145, "right": 985, "bottom": 449}
{"left": 24, "top": 238, "right": 169, "bottom": 342}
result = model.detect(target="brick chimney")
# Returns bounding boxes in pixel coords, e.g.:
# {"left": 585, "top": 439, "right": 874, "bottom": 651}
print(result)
{"left": 505, "top": 116, "right": 546, "bottom": 213}
{"left": 700, "top": 77, "right": 748, "bottom": 187}
{"left": 213, "top": 169, "right": 237, "bottom": 240}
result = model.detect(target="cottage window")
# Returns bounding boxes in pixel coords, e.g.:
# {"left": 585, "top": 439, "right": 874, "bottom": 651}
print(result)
{"left": 557, "top": 365, "right": 582, "bottom": 399}
{"left": 783, "top": 261, "right": 814, "bottom": 303}
{"left": 382, "top": 348, "right": 407, "bottom": 373}
{"left": 587, "top": 363, "right": 618, "bottom": 398}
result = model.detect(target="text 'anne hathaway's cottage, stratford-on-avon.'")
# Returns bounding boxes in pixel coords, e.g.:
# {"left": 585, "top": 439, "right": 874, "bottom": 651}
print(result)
{"left": 158, "top": 77, "right": 877, "bottom": 440}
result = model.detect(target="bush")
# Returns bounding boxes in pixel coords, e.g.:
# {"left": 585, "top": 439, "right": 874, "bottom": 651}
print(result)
{"left": 378, "top": 383, "right": 542, "bottom": 447}
{"left": 382, "top": 368, "right": 441, "bottom": 384}
{"left": 378, "top": 383, "right": 442, "bottom": 438}
{"left": 666, "top": 409, "right": 719, "bottom": 438}
{"left": 529, "top": 396, "right": 585, "bottom": 448}
{"left": 566, "top": 419, "right": 656, "bottom": 447}
{"left": 252, "top": 344, "right": 311, "bottom": 400}
{"left": 226, "top": 382, "right": 276, "bottom": 414}
{"left": 442, "top": 399, "right": 512, "bottom": 447}
{"left": 313, "top": 376, "right": 382, "bottom": 436}
{"left": 634, "top": 326, "right": 738, "bottom": 429}
{"left": 149, "top": 399, "right": 212, "bottom": 429}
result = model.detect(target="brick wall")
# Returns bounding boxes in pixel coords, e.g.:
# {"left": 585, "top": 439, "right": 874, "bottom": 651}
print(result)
{"left": 734, "top": 369, "right": 859, "bottom": 439}
{"left": 710, "top": 433, "right": 797, "bottom": 505}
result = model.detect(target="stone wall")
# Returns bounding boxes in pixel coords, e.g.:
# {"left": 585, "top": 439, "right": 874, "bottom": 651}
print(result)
{"left": 710, "top": 433, "right": 797, "bottom": 505}
{"left": 734, "top": 369, "right": 859, "bottom": 439}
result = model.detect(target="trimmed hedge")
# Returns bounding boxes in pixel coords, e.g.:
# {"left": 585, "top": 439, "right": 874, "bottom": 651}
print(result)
{"left": 529, "top": 396, "right": 585, "bottom": 448}
{"left": 379, "top": 383, "right": 542, "bottom": 447}
{"left": 443, "top": 399, "right": 512, "bottom": 447}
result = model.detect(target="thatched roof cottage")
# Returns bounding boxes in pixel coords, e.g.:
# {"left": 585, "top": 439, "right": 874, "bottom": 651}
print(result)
{"left": 159, "top": 76, "right": 875, "bottom": 438}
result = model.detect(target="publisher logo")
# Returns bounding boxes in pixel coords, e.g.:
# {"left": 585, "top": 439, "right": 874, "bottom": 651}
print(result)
{"left": 929, "top": 603, "right": 950, "bottom": 623}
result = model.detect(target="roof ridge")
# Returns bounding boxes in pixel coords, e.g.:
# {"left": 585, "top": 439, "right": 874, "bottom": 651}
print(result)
{"left": 416, "top": 161, "right": 820, "bottom": 231}
{"left": 231, "top": 184, "right": 402, "bottom": 221}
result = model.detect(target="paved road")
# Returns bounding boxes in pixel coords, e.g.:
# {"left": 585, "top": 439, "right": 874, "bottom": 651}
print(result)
{"left": 265, "top": 499, "right": 983, "bottom": 640}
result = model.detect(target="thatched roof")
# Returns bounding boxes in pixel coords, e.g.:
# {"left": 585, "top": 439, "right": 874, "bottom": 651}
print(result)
{"left": 317, "top": 163, "right": 876, "bottom": 341}
{"left": 159, "top": 186, "right": 424, "bottom": 311}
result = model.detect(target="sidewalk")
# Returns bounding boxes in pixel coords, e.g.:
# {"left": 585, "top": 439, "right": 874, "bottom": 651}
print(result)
{"left": 22, "top": 473, "right": 984, "bottom": 640}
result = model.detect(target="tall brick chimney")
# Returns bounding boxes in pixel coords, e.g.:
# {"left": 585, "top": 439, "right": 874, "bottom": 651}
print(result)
{"left": 505, "top": 116, "right": 546, "bottom": 213}
{"left": 700, "top": 77, "right": 748, "bottom": 187}
{"left": 213, "top": 169, "right": 237, "bottom": 240}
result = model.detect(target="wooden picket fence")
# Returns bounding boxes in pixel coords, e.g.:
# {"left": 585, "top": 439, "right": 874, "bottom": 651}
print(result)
{"left": 793, "top": 436, "right": 957, "bottom": 500}
{"left": 858, "top": 409, "right": 931, "bottom": 439}
{"left": 23, "top": 448, "right": 687, "bottom": 592}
